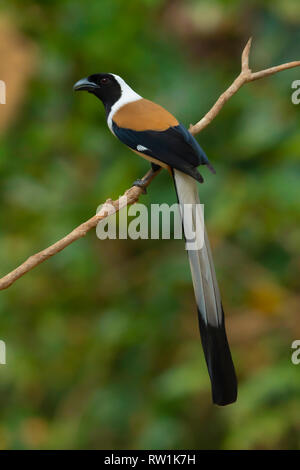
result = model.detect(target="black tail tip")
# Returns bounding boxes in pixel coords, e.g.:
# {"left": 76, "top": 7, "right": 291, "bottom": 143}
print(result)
{"left": 209, "top": 349, "right": 238, "bottom": 406}
{"left": 213, "top": 388, "right": 238, "bottom": 406}
{"left": 197, "top": 310, "right": 238, "bottom": 407}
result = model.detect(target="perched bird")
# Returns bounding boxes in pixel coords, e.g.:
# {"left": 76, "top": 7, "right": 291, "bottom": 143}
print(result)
{"left": 74, "top": 73, "right": 237, "bottom": 405}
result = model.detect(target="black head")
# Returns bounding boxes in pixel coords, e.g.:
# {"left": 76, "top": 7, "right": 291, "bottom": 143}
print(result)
{"left": 73, "top": 73, "right": 122, "bottom": 114}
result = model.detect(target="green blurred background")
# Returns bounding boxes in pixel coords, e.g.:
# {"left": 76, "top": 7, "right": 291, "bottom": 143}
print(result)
{"left": 0, "top": 0, "right": 300, "bottom": 450}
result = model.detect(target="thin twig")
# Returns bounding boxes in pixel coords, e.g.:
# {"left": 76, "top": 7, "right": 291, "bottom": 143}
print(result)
{"left": 189, "top": 38, "right": 300, "bottom": 135}
{"left": 1, "top": 38, "right": 300, "bottom": 291}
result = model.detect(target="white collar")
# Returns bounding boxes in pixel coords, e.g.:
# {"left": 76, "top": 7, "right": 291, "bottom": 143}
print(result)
{"left": 107, "top": 74, "right": 142, "bottom": 132}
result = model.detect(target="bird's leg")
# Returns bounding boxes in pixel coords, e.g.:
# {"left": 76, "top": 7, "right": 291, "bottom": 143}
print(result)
{"left": 132, "top": 164, "right": 161, "bottom": 194}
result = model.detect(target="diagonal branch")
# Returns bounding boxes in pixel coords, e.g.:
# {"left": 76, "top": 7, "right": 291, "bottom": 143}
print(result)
{"left": 0, "top": 168, "right": 160, "bottom": 290}
{"left": 1, "top": 38, "right": 300, "bottom": 291}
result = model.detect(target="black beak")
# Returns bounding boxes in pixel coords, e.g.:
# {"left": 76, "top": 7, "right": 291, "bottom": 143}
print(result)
{"left": 73, "top": 77, "right": 98, "bottom": 92}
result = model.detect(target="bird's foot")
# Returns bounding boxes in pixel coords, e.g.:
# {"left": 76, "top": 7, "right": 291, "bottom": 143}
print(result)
{"left": 132, "top": 179, "right": 147, "bottom": 194}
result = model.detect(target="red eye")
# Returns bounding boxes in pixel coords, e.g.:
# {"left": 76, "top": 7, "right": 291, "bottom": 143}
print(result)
{"left": 100, "top": 77, "right": 109, "bottom": 85}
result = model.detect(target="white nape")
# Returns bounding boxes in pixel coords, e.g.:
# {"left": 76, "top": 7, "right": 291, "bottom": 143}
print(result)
{"left": 107, "top": 74, "right": 142, "bottom": 133}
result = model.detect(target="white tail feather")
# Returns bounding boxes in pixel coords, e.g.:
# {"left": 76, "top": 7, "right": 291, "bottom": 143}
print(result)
{"left": 173, "top": 169, "right": 237, "bottom": 405}
{"left": 173, "top": 169, "right": 222, "bottom": 328}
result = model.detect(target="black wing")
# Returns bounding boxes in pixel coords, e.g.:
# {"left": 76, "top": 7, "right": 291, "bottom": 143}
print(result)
{"left": 112, "top": 122, "right": 215, "bottom": 183}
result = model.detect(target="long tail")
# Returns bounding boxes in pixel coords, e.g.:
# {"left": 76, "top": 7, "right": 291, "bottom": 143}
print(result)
{"left": 173, "top": 169, "right": 237, "bottom": 406}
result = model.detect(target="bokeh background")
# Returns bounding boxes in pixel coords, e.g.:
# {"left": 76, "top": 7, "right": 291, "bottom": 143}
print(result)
{"left": 0, "top": 0, "right": 300, "bottom": 450}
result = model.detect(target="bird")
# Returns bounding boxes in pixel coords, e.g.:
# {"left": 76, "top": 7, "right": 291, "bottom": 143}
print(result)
{"left": 73, "top": 73, "right": 237, "bottom": 406}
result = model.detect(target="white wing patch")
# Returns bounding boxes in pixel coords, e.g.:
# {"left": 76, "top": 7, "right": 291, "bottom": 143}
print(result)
{"left": 137, "top": 145, "right": 149, "bottom": 152}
